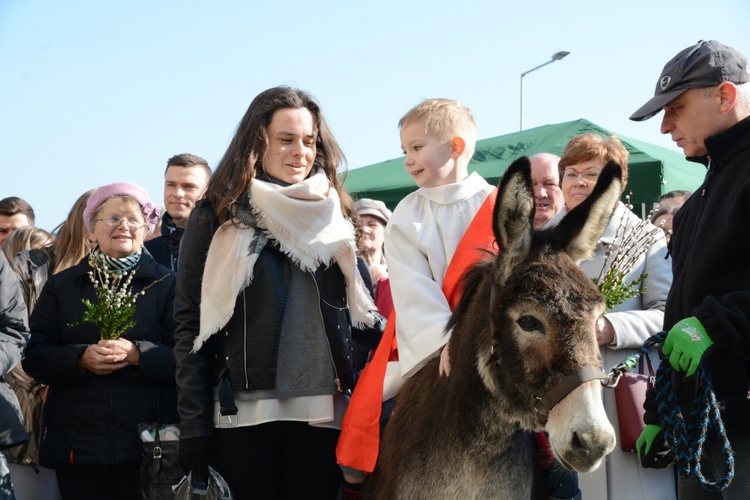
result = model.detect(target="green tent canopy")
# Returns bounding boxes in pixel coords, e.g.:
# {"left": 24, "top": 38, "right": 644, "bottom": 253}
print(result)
{"left": 342, "top": 118, "right": 706, "bottom": 211}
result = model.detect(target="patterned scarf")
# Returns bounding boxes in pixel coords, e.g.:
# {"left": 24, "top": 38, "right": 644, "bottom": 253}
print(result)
{"left": 89, "top": 247, "right": 142, "bottom": 275}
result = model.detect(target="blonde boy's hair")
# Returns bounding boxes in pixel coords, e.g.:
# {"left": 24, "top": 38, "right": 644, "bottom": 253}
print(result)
{"left": 399, "top": 98, "right": 478, "bottom": 159}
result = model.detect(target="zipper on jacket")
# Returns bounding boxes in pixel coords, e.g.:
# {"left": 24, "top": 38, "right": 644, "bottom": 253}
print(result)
{"left": 310, "top": 272, "right": 343, "bottom": 393}
{"left": 701, "top": 157, "right": 712, "bottom": 197}
{"left": 676, "top": 156, "right": 710, "bottom": 318}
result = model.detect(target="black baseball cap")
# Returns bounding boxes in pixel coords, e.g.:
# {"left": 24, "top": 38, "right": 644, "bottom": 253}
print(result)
{"left": 630, "top": 40, "right": 749, "bottom": 121}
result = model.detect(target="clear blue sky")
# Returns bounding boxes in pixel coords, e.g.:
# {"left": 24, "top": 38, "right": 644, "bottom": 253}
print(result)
{"left": 2, "top": 0, "right": 749, "bottom": 231}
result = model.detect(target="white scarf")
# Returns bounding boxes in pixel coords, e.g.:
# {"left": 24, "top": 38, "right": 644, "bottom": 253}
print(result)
{"left": 195, "top": 169, "right": 376, "bottom": 352}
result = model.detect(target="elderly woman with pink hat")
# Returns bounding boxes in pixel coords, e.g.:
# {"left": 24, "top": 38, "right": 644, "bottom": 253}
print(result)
{"left": 23, "top": 182, "right": 177, "bottom": 500}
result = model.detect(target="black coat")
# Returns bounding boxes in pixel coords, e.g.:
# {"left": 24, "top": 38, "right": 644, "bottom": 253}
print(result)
{"left": 22, "top": 251, "right": 177, "bottom": 466}
{"left": 174, "top": 200, "right": 383, "bottom": 439}
{"left": 665, "top": 115, "right": 750, "bottom": 436}
{"left": 145, "top": 213, "right": 184, "bottom": 272}
{"left": 0, "top": 253, "right": 29, "bottom": 450}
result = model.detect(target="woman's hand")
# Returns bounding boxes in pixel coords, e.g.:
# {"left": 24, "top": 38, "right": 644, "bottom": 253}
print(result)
{"left": 77, "top": 344, "right": 130, "bottom": 375}
{"left": 596, "top": 316, "right": 616, "bottom": 346}
{"left": 98, "top": 338, "right": 141, "bottom": 366}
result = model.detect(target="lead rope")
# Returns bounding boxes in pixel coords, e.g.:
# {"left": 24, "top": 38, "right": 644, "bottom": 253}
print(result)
{"left": 604, "top": 331, "right": 735, "bottom": 491}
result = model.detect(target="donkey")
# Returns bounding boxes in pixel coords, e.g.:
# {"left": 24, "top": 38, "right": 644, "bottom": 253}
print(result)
{"left": 361, "top": 157, "right": 620, "bottom": 499}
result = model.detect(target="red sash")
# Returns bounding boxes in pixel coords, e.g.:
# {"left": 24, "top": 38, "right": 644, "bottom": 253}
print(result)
{"left": 336, "top": 188, "right": 498, "bottom": 472}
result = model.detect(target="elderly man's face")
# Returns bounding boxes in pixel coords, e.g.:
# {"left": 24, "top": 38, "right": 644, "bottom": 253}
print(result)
{"left": 660, "top": 86, "right": 728, "bottom": 157}
{"left": 530, "top": 157, "right": 564, "bottom": 228}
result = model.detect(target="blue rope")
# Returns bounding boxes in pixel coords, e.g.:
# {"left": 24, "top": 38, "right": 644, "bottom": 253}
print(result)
{"left": 630, "top": 331, "right": 735, "bottom": 491}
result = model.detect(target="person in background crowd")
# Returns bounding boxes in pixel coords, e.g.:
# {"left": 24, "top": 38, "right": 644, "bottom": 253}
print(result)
{"left": 1, "top": 224, "right": 56, "bottom": 500}
{"left": 631, "top": 39, "right": 750, "bottom": 499}
{"left": 0, "top": 252, "right": 30, "bottom": 500}
{"left": 2, "top": 226, "right": 53, "bottom": 263}
{"left": 23, "top": 182, "right": 177, "bottom": 500}
{"left": 10, "top": 191, "right": 93, "bottom": 313}
{"left": 657, "top": 189, "right": 692, "bottom": 210}
{"left": 354, "top": 198, "right": 391, "bottom": 286}
{"left": 650, "top": 190, "right": 691, "bottom": 244}
{"left": 353, "top": 198, "right": 394, "bottom": 372}
{"left": 0, "top": 197, "right": 35, "bottom": 247}
{"left": 174, "top": 86, "right": 383, "bottom": 500}
{"left": 145, "top": 154, "right": 211, "bottom": 271}
{"left": 529, "top": 152, "right": 565, "bottom": 229}
{"left": 6, "top": 190, "right": 93, "bottom": 500}
{"left": 546, "top": 132, "right": 675, "bottom": 500}
{"left": 650, "top": 204, "right": 679, "bottom": 244}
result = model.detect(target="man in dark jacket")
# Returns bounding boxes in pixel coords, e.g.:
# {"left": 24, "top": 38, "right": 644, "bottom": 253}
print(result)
{"left": 146, "top": 154, "right": 211, "bottom": 271}
{"left": 0, "top": 252, "right": 30, "bottom": 497}
{"left": 630, "top": 40, "right": 750, "bottom": 497}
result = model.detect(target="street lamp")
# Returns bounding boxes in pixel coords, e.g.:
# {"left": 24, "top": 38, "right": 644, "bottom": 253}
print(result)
{"left": 520, "top": 51, "right": 570, "bottom": 130}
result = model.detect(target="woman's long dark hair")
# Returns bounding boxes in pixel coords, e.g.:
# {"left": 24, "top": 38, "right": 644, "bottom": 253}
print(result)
{"left": 207, "top": 86, "right": 354, "bottom": 224}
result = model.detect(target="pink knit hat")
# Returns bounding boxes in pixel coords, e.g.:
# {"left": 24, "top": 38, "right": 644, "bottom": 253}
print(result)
{"left": 83, "top": 182, "right": 160, "bottom": 233}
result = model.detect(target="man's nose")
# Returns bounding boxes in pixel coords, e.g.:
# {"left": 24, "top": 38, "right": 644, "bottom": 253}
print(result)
{"left": 660, "top": 114, "right": 673, "bottom": 135}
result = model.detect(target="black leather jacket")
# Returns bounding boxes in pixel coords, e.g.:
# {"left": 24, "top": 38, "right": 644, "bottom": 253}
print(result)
{"left": 174, "top": 200, "right": 384, "bottom": 439}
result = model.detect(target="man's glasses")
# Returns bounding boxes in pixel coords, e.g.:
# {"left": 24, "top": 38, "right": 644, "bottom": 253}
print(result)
{"left": 94, "top": 216, "right": 147, "bottom": 230}
{"left": 562, "top": 167, "right": 602, "bottom": 182}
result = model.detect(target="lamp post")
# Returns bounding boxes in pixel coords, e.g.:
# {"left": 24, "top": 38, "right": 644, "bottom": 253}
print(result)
{"left": 520, "top": 51, "right": 570, "bottom": 130}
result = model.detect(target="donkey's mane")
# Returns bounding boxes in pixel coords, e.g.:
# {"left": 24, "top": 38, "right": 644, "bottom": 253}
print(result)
{"left": 446, "top": 252, "right": 495, "bottom": 333}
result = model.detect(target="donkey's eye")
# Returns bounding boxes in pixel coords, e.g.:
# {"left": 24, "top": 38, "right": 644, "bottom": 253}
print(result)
{"left": 517, "top": 315, "right": 541, "bottom": 332}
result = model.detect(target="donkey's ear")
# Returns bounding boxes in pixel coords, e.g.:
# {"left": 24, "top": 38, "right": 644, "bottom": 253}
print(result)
{"left": 493, "top": 156, "right": 534, "bottom": 268}
{"left": 553, "top": 160, "right": 622, "bottom": 263}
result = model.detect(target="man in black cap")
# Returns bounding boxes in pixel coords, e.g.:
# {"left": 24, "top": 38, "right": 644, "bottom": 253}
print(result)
{"left": 631, "top": 40, "right": 750, "bottom": 498}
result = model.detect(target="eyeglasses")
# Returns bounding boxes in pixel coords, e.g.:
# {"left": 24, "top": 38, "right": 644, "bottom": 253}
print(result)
{"left": 562, "top": 167, "right": 602, "bottom": 182}
{"left": 94, "top": 216, "right": 147, "bottom": 230}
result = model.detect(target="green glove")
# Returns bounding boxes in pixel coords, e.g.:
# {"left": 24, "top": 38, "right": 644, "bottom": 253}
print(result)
{"left": 637, "top": 424, "right": 673, "bottom": 469}
{"left": 663, "top": 317, "right": 713, "bottom": 377}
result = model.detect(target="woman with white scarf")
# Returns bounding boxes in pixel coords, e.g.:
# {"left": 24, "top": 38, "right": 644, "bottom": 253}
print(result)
{"left": 174, "top": 86, "right": 383, "bottom": 499}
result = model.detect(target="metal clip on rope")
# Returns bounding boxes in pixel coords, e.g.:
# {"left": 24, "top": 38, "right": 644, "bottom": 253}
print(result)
{"left": 603, "top": 353, "right": 641, "bottom": 388}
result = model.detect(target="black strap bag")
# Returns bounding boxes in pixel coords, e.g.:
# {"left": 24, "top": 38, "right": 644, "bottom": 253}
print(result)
{"left": 139, "top": 422, "right": 183, "bottom": 500}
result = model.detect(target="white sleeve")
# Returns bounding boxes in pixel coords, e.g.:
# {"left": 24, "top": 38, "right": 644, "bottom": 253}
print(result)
{"left": 386, "top": 206, "right": 452, "bottom": 379}
{"left": 606, "top": 232, "right": 671, "bottom": 349}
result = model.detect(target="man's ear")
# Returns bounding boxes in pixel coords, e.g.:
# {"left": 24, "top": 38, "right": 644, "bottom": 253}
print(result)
{"left": 717, "top": 82, "right": 738, "bottom": 112}
{"left": 450, "top": 137, "right": 466, "bottom": 158}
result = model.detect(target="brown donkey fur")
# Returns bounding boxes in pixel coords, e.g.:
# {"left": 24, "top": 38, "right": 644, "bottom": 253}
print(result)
{"left": 361, "top": 157, "right": 620, "bottom": 499}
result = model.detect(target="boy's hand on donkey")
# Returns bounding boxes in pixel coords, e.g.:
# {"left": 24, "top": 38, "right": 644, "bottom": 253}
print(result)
{"left": 439, "top": 344, "right": 451, "bottom": 377}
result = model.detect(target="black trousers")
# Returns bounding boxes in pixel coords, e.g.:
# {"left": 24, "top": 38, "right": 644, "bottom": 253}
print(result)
{"left": 55, "top": 462, "right": 139, "bottom": 500}
{"left": 213, "top": 421, "right": 341, "bottom": 500}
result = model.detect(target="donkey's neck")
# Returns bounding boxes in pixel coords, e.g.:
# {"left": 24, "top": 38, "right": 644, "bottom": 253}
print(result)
{"left": 441, "top": 356, "right": 524, "bottom": 449}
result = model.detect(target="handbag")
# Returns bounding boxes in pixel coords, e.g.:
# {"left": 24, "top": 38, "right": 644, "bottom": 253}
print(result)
{"left": 139, "top": 422, "right": 184, "bottom": 500}
{"left": 614, "top": 353, "right": 655, "bottom": 452}
{"left": 139, "top": 387, "right": 183, "bottom": 500}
